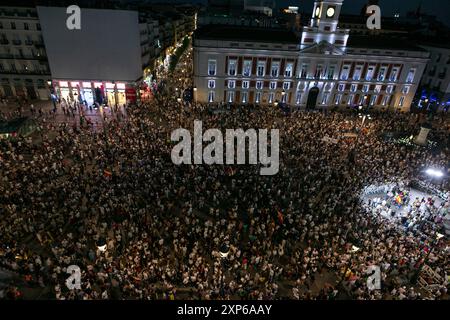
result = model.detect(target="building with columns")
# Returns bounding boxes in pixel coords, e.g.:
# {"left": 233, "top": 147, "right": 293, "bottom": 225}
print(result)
{"left": 193, "top": 0, "right": 430, "bottom": 112}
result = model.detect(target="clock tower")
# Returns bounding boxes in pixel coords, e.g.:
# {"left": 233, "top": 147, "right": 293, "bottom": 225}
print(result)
{"left": 301, "top": 0, "right": 349, "bottom": 49}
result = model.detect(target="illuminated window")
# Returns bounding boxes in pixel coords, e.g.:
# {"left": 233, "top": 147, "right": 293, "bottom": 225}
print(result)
{"left": 406, "top": 68, "right": 416, "bottom": 83}
{"left": 270, "top": 81, "right": 277, "bottom": 90}
{"left": 227, "top": 91, "right": 235, "bottom": 103}
{"left": 242, "top": 92, "right": 248, "bottom": 103}
{"left": 255, "top": 92, "right": 261, "bottom": 103}
{"left": 296, "top": 92, "right": 302, "bottom": 104}
{"left": 243, "top": 60, "right": 252, "bottom": 77}
{"left": 366, "top": 66, "right": 375, "bottom": 81}
{"left": 271, "top": 62, "right": 279, "bottom": 77}
{"left": 256, "top": 81, "right": 263, "bottom": 90}
{"left": 285, "top": 63, "right": 293, "bottom": 77}
{"left": 228, "top": 59, "right": 237, "bottom": 76}
{"left": 257, "top": 61, "right": 265, "bottom": 76}
{"left": 334, "top": 94, "right": 342, "bottom": 105}
{"left": 353, "top": 66, "right": 362, "bottom": 80}
{"left": 208, "top": 60, "right": 216, "bottom": 76}
{"left": 228, "top": 80, "right": 235, "bottom": 89}
{"left": 208, "top": 91, "right": 215, "bottom": 103}
{"left": 377, "top": 67, "right": 386, "bottom": 81}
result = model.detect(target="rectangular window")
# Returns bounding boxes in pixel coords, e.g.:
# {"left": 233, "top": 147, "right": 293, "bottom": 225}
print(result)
{"left": 366, "top": 66, "right": 375, "bottom": 81}
{"left": 402, "top": 86, "right": 410, "bottom": 94}
{"left": 227, "top": 91, "right": 235, "bottom": 103}
{"left": 285, "top": 62, "right": 293, "bottom": 77}
{"left": 256, "top": 81, "right": 263, "bottom": 90}
{"left": 315, "top": 65, "right": 323, "bottom": 79}
{"left": 378, "top": 67, "right": 386, "bottom": 81}
{"left": 348, "top": 94, "right": 354, "bottom": 105}
{"left": 242, "top": 92, "right": 248, "bottom": 103}
{"left": 351, "top": 84, "right": 357, "bottom": 92}
{"left": 255, "top": 92, "right": 261, "bottom": 104}
{"left": 283, "top": 82, "right": 290, "bottom": 90}
{"left": 390, "top": 67, "right": 399, "bottom": 81}
{"left": 228, "top": 59, "right": 237, "bottom": 76}
{"left": 363, "top": 84, "right": 369, "bottom": 93}
{"left": 406, "top": 68, "right": 416, "bottom": 83}
{"left": 300, "top": 64, "right": 308, "bottom": 78}
{"left": 399, "top": 96, "right": 405, "bottom": 107}
{"left": 270, "top": 81, "right": 277, "bottom": 90}
{"left": 374, "top": 85, "right": 381, "bottom": 93}
{"left": 386, "top": 85, "right": 394, "bottom": 94}
{"left": 340, "top": 65, "right": 350, "bottom": 80}
{"left": 257, "top": 61, "right": 265, "bottom": 76}
{"left": 338, "top": 83, "right": 345, "bottom": 92}
{"left": 10, "top": 63, "right": 17, "bottom": 72}
{"left": 321, "top": 93, "right": 329, "bottom": 105}
{"left": 370, "top": 95, "right": 377, "bottom": 106}
{"left": 271, "top": 62, "right": 280, "bottom": 77}
{"left": 281, "top": 93, "right": 288, "bottom": 103}
{"left": 243, "top": 60, "right": 252, "bottom": 77}
{"left": 296, "top": 91, "right": 302, "bottom": 104}
{"left": 228, "top": 80, "right": 236, "bottom": 89}
{"left": 327, "top": 66, "right": 335, "bottom": 80}
{"left": 242, "top": 80, "right": 249, "bottom": 89}
{"left": 353, "top": 66, "right": 362, "bottom": 80}
{"left": 24, "top": 23, "right": 29, "bottom": 30}
{"left": 358, "top": 95, "right": 365, "bottom": 105}
{"left": 11, "top": 22, "right": 16, "bottom": 29}
{"left": 382, "top": 95, "right": 390, "bottom": 106}
{"left": 208, "top": 91, "right": 215, "bottom": 103}
{"left": 208, "top": 80, "right": 215, "bottom": 89}
{"left": 269, "top": 92, "right": 275, "bottom": 103}
{"left": 334, "top": 94, "right": 342, "bottom": 105}
{"left": 208, "top": 60, "right": 216, "bottom": 76}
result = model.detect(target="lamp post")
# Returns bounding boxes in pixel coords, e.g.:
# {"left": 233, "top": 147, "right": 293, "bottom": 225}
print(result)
{"left": 219, "top": 243, "right": 229, "bottom": 298}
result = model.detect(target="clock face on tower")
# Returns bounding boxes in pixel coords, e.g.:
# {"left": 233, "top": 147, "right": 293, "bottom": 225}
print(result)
{"left": 326, "top": 7, "right": 335, "bottom": 18}
{"left": 315, "top": 7, "right": 320, "bottom": 17}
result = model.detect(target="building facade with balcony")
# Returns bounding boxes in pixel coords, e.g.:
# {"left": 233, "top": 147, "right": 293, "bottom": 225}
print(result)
{"left": 419, "top": 44, "right": 450, "bottom": 109}
{"left": 193, "top": 0, "right": 429, "bottom": 112}
{"left": 0, "top": 6, "right": 52, "bottom": 101}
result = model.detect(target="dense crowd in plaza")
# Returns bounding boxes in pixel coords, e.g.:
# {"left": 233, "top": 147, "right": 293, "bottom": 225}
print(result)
{"left": 1, "top": 50, "right": 450, "bottom": 301}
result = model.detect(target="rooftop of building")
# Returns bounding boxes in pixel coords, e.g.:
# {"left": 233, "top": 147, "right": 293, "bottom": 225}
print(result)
{"left": 194, "top": 25, "right": 299, "bottom": 44}
{"left": 347, "top": 35, "right": 428, "bottom": 52}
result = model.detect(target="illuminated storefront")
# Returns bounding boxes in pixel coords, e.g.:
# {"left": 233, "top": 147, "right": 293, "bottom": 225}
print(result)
{"left": 52, "top": 80, "right": 134, "bottom": 106}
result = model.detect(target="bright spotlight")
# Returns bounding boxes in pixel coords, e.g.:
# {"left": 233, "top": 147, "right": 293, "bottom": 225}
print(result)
{"left": 425, "top": 168, "right": 444, "bottom": 178}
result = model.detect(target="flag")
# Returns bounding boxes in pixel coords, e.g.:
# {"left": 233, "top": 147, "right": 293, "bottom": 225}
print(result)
{"left": 277, "top": 210, "right": 284, "bottom": 225}
{"left": 104, "top": 169, "right": 112, "bottom": 178}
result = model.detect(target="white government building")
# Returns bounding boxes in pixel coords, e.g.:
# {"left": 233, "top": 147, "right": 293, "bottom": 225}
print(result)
{"left": 193, "top": 0, "right": 430, "bottom": 111}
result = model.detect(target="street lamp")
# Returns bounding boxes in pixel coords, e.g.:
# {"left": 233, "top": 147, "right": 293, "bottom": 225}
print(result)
{"left": 177, "top": 97, "right": 182, "bottom": 103}
{"left": 219, "top": 243, "right": 229, "bottom": 298}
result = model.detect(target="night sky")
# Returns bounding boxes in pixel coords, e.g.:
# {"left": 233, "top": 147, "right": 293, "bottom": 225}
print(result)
{"left": 174, "top": 0, "right": 450, "bottom": 26}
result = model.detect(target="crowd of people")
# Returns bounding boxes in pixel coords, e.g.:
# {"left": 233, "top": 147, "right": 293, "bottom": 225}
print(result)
{"left": 1, "top": 50, "right": 450, "bottom": 301}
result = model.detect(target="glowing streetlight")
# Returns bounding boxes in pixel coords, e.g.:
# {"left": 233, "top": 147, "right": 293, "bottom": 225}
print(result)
{"left": 425, "top": 168, "right": 444, "bottom": 178}
{"left": 177, "top": 97, "right": 182, "bottom": 103}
